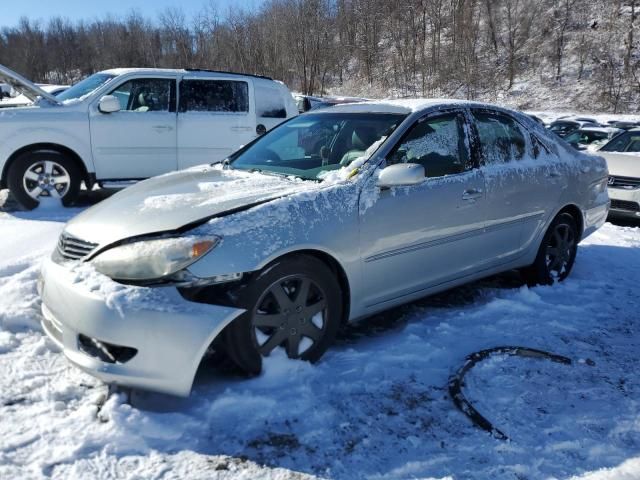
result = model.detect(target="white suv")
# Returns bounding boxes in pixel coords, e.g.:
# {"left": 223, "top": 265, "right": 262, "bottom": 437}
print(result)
{"left": 0, "top": 65, "right": 298, "bottom": 209}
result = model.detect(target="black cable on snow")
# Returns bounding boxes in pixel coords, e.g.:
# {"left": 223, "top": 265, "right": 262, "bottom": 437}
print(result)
{"left": 448, "top": 346, "right": 573, "bottom": 441}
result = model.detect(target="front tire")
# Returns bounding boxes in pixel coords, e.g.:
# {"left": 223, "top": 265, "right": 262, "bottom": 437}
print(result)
{"left": 223, "top": 255, "right": 343, "bottom": 375}
{"left": 524, "top": 212, "right": 579, "bottom": 285}
{"left": 7, "top": 151, "right": 81, "bottom": 210}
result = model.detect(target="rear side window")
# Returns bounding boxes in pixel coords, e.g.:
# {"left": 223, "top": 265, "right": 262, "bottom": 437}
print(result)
{"left": 472, "top": 111, "right": 527, "bottom": 164}
{"left": 388, "top": 112, "right": 471, "bottom": 177}
{"left": 256, "top": 83, "right": 287, "bottom": 118}
{"left": 179, "top": 80, "right": 249, "bottom": 113}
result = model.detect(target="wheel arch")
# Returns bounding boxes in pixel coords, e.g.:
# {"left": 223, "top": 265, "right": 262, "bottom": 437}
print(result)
{"left": 1, "top": 143, "right": 93, "bottom": 189}
{"left": 556, "top": 203, "right": 584, "bottom": 238}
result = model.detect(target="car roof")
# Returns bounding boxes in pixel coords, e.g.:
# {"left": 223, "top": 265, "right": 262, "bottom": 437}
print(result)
{"left": 99, "top": 67, "right": 274, "bottom": 82}
{"left": 550, "top": 119, "right": 579, "bottom": 125}
{"left": 318, "top": 98, "right": 508, "bottom": 115}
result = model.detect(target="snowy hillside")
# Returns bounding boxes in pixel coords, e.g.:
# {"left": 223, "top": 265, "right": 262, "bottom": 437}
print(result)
{"left": 0, "top": 199, "right": 639, "bottom": 479}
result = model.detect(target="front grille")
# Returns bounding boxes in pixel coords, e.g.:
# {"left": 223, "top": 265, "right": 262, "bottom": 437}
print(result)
{"left": 56, "top": 232, "right": 98, "bottom": 261}
{"left": 608, "top": 175, "right": 640, "bottom": 189}
{"left": 610, "top": 199, "right": 640, "bottom": 212}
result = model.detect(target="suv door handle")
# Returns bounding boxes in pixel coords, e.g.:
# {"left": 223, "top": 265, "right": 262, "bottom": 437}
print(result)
{"left": 462, "top": 188, "right": 483, "bottom": 200}
{"left": 547, "top": 171, "right": 561, "bottom": 178}
{"left": 152, "top": 125, "right": 173, "bottom": 132}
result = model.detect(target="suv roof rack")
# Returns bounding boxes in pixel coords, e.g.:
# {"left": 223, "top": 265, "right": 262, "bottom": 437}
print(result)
{"left": 183, "top": 68, "right": 273, "bottom": 81}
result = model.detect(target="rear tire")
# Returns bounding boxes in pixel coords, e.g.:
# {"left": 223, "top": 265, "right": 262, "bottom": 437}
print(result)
{"left": 223, "top": 255, "right": 343, "bottom": 375}
{"left": 523, "top": 212, "right": 579, "bottom": 286}
{"left": 7, "top": 150, "right": 81, "bottom": 210}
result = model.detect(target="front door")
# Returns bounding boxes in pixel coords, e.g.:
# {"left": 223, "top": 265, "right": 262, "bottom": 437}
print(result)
{"left": 177, "top": 78, "right": 257, "bottom": 169}
{"left": 89, "top": 77, "right": 177, "bottom": 179}
{"left": 359, "top": 110, "right": 489, "bottom": 309}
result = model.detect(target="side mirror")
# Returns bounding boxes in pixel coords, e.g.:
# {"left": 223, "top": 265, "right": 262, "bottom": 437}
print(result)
{"left": 377, "top": 163, "right": 425, "bottom": 188}
{"left": 98, "top": 95, "right": 121, "bottom": 114}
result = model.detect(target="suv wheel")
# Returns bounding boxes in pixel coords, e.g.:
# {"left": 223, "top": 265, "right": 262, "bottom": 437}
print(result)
{"left": 7, "top": 151, "right": 81, "bottom": 210}
{"left": 223, "top": 255, "right": 343, "bottom": 375}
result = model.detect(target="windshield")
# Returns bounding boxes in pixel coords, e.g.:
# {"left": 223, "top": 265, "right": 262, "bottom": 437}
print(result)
{"left": 550, "top": 122, "right": 577, "bottom": 133}
{"left": 229, "top": 112, "right": 406, "bottom": 180}
{"left": 565, "top": 131, "right": 609, "bottom": 144}
{"left": 600, "top": 132, "right": 640, "bottom": 152}
{"left": 56, "top": 73, "right": 115, "bottom": 102}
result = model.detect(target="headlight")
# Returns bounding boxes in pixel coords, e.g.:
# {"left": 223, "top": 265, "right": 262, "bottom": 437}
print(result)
{"left": 92, "top": 235, "right": 220, "bottom": 281}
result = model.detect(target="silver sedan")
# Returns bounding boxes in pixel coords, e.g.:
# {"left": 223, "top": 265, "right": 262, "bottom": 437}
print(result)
{"left": 39, "top": 99, "right": 610, "bottom": 396}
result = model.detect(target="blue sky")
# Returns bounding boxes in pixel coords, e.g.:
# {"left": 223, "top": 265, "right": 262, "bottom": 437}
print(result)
{"left": 1, "top": 0, "right": 263, "bottom": 28}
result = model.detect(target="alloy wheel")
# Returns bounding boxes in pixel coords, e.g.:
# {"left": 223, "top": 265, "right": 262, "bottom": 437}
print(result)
{"left": 22, "top": 160, "right": 71, "bottom": 200}
{"left": 251, "top": 275, "right": 328, "bottom": 358}
{"left": 545, "top": 222, "right": 576, "bottom": 279}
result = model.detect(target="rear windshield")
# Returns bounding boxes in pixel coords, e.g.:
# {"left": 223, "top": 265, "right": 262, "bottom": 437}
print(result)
{"left": 229, "top": 113, "right": 406, "bottom": 180}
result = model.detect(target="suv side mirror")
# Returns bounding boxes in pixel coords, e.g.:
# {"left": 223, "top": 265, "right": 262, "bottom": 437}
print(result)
{"left": 377, "top": 163, "right": 425, "bottom": 188}
{"left": 98, "top": 95, "right": 121, "bottom": 114}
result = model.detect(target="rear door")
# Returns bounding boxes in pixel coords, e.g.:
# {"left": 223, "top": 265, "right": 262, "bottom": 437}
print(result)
{"left": 177, "top": 77, "right": 256, "bottom": 169}
{"left": 359, "top": 110, "right": 489, "bottom": 309}
{"left": 89, "top": 76, "right": 177, "bottom": 179}
{"left": 470, "top": 109, "right": 566, "bottom": 262}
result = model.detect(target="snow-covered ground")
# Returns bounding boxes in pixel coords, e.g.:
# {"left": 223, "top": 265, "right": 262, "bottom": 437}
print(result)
{"left": 1, "top": 197, "right": 640, "bottom": 480}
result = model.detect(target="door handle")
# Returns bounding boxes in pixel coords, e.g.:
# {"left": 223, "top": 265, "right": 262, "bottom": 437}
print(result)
{"left": 231, "top": 126, "right": 253, "bottom": 132}
{"left": 462, "top": 188, "right": 483, "bottom": 200}
{"left": 152, "top": 125, "right": 173, "bottom": 132}
{"left": 547, "top": 171, "right": 561, "bottom": 178}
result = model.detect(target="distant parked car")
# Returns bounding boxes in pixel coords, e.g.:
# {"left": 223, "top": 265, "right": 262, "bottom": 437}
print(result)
{"left": 39, "top": 99, "right": 609, "bottom": 396}
{"left": 295, "top": 94, "right": 368, "bottom": 113}
{"left": 606, "top": 120, "right": 639, "bottom": 130}
{"left": 548, "top": 119, "right": 599, "bottom": 137}
{"left": 572, "top": 117, "right": 601, "bottom": 126}
{"left": 0, "top": 83, "right": 68, "bottom": 108}
{"left": 563, "top": 127, "right": 622, "bottom": 151}
{"left": 597, "top": 128, "right": 640, "bottom": 219}
{"left": 0, "top": 64, "right": 298, "bottom": 209}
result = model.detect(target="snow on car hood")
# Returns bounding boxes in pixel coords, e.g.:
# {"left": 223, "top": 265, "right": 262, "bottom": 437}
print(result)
{"left": 599, "top": 152, "right": 640, "bottom": 178}
{"left": 64, "top": 166, "right": 317, "bottom": 247}
{"left": 0, "top": 64, "right": 61, "bottom": 105}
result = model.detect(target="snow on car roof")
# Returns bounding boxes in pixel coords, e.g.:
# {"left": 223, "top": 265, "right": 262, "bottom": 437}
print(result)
{"left": 323, "top": 98, "right": 498, "bottom": 115}
{"left": 578, "top": 126, "right": 621, "bottom": 133}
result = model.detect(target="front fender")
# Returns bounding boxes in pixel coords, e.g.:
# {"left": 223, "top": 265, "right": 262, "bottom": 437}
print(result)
{"left": 187, "top": 182, "right": 362, "bottom": 316}
{"left": 0, "top": 110, "right": 94, "bottom": 177}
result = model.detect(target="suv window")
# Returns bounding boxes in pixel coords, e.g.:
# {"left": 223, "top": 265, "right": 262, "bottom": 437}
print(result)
{"left": 472, "top": 111, "right": 527, "bottom": 163}
{"left": 256, "top": 83, "right": 287, "bottom": 118}
{"left": 109, "top": 78, "right": 173, "bottom": 112}
{"left": 388, "top": 112, "right": 470, "bottom": 177}
{"left": 179, "top": 79, "right": 249, "bottom": 113}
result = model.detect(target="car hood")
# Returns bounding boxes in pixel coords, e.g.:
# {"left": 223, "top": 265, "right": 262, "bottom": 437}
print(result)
{"left": 65, "top": 166, "right": 316, "bottom": 247}
{"left": 0, "top": 64, "right": 61, "bottom": 105}
{"left": 600, "top": 152, "right": 640, "bottom": 179}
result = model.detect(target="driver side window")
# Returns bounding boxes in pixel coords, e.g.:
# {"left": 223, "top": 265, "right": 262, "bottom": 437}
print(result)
{"left": 388, "top": 112, "right": 471, "bottom": 178}
{"left": 109, "top": 78, "right": 173, "bottom": 112}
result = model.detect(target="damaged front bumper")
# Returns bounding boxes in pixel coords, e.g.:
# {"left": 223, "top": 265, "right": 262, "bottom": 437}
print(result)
{"left": 39, "top": 256, "right": 244, "bottom": 396}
